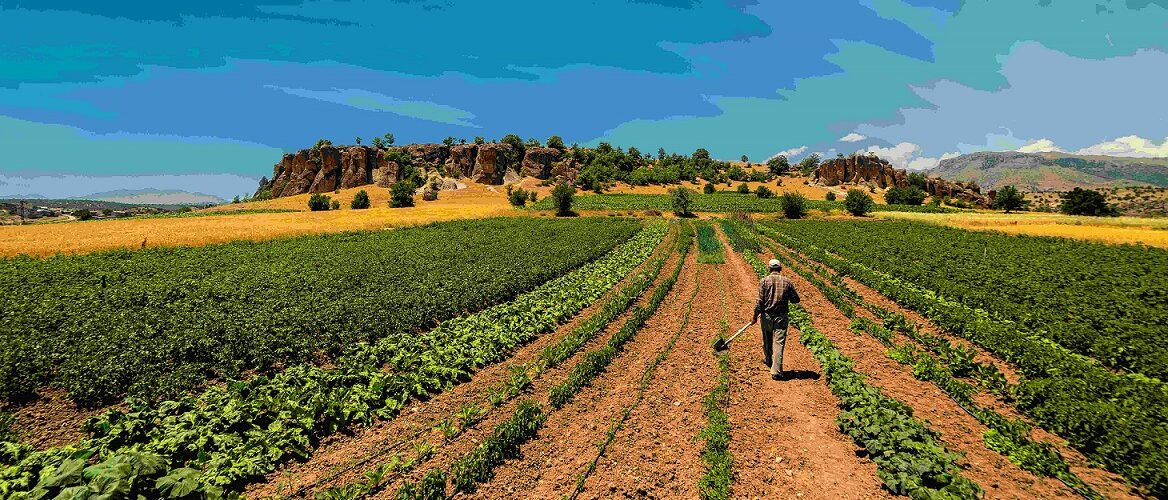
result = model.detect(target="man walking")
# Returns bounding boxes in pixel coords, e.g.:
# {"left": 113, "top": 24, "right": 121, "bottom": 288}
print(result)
{"left": 753, "top": 259, "right": 800, "bottom": 380}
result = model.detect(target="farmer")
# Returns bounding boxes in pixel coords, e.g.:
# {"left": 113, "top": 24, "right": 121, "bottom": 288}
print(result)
{"left": 752, "top": 259, "right": 800, "bottom": 380}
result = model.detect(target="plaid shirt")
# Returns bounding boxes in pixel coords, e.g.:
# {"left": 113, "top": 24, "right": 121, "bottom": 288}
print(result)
{"left": 754, "top": 272, "right": 800, "bottom": 316}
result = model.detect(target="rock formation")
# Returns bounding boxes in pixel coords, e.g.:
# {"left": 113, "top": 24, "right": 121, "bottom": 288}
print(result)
{"left": 812, "top": 154, "right": 988, "bottom": 206}
{"left": 266, "top": 142, "right": 579, "bottom": 198}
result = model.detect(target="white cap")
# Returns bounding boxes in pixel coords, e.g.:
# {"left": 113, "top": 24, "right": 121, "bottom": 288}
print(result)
{"left": 768, "top": 259, "right": 782, "bottom": 269}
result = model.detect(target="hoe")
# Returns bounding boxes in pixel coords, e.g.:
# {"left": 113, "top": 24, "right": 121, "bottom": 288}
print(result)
{"left": 713, "top": 322, "right": 753, "bottom": 353}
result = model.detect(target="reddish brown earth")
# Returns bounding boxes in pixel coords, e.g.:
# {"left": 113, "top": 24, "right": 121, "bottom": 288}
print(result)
{"left": 463, "top": 248, "right": 706, "bottom": 499}
{"left": 5, "top": 388, "right": 125, "bottom": 450}
{"left": 765, "top": 238, "right": 1144, "bottom": 499}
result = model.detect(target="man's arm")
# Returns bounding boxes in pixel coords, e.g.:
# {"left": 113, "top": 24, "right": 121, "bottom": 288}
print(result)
{"left": 787, "top": 281, "right": 801, "bottom": 304}
{"left": 753, "top": 279, "right": 766, "bottom": 322}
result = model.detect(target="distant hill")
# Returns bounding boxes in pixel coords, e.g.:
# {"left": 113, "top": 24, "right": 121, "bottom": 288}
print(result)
{"left": 82, "top": 189, "right": 225, "bottom": 206}
{"left": 930, "top": 151, "right": 1168, "bottom": 191}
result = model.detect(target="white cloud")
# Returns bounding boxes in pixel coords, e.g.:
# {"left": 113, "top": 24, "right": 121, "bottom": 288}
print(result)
{"left": 1017, "top": 138, "right": 1065, "bottom": 153}
{"left": 770, "top": 146, "right": 807, "bottom": 159}
{"left": 839, "top": 133, "right": 866, "bottom": 142}
{"left": 1073, "top": 135, "right": 1168, "bottom": 157}
{"left": 863, "top": 142, "right": 921, "bottom": 167}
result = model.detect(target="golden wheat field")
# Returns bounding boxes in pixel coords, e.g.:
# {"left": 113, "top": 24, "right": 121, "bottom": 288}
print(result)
{"left": 0, "top": 184, "right": 513, "bottom": 257}
{"left": 876, "top": 211, "right": 1168, "bottom": 248}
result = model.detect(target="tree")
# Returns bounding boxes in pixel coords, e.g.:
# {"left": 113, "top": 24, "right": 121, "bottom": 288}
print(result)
{"left": 693, "top": 148, "right": 711, "bottom": 161}
{"left": 547, "top": 135, "right": 566, "bottom": 150}
{"left": 907, "top": 171, "right": 928, "bottom": 190}
{"left": 657, "top": 147, "right": 666, "bottom": 161}
{"left": 390, "top": 180, "right": 415, "bottom": 208}
{"left": 526, "top": 137, "right": 541, "bottom": 147}
{"left": 382, "top": 133, "right": 395, "bottom": 145}
{"left": 231, "top": 195, "right": 241, "bottom": 204}
{"left": 798, "top": 153, "right": 820, "bottom": 176}
{"left": 551, "top": 182, "right": 575, "bottom": 216}
{"left": 670, "top": 187, "right": 694, "bottom": 216}
{"left": 779, "top": 192, "right": 806, "bottom": 219}
{"left": 371, "top": 137, "right": 384, "bottom": 148}
{"left": 755, "top": 185, "right": 774, "bottom": 199}
{"left": 741, "top": 155, "right": 749, "bottom": 163}
{"left": 844, "top": 189, "right": 874, "bottom": 216}
{"left": 308, "top": 193, "right": 331, "bottom": 211}
{"left": 313, "top": 138, "right": 332, "bottom": 149}
{"left": 825, "top": 191, "right": 837, "bottom": 201}
{"left": 767, "top": 155, "right": 790, "bottom": 176}
{"left": 74, "top": 209, "right": 93, "bottom": 220}
{"left": 442, "top": 136, "right": 455, "bottom": 147}
{"left": 884, "top": 185, "right": 927, "bottom": 205}
{"left": 992, "top": 185, "right": 1026, "bottom": 213}
{"left": 350, "top": 190, "right": 370, "bottom": 209}
{"left": 703, "top": 182, "right": 716, "bottom": 194}
{"left": 737, "top": 183, "right": 750, "bottom": 194}
{"left": 627, "top": 146, "right": 642, "bottom": 161}
{"left": 474, "top": 136, "right": 485, "bottom": 145}
{"left": 1060, "top": 187, "right": 1118, "bottom": 216}
{"left": 355, "top": 136, "right": 362, "bottom": 145}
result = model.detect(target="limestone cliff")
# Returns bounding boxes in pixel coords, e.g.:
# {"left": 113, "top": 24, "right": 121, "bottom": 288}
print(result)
{"left": 267, "top": 142, "right": 576, "bottom": 198}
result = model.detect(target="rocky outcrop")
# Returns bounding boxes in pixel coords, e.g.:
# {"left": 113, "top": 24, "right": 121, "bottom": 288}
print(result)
{"left": 812, "top": 154, "right": 987, "bottom": 206}
{"left": 521, "top": 147, "right": 561, "bottom": 178}
{"left": 268, "top": 142, "right": 581, "bottom": 197}
{"left": 471, "top": 143, "right": 515, "bottom": 184}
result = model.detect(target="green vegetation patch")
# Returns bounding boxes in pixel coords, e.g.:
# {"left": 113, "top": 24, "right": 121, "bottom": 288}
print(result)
{"left": 530, "top": 193, "right": 957, "bottom": 214}
{"left": 0, "top": 217, "right": 641, "bottom": 406}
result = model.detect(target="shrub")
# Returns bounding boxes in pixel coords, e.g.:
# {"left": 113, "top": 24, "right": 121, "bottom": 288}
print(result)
{"left": 528, "top": 191, "right": 537, "bottom": 203}
{"left": 703, "top": 182, "right": 716, "bottom": 194}
{"left": 330, "top": 199, "right": 341, "bottom": 210}
{"left": 670, "top": 187, "right": 694, "bottom": 216}
{"left": 844, "top": 189, "right": 874, "bottom": 216}
{"left": 308, "top": 193, "right": 331, "bottom": 211}
{"left": 547, "top": 135, "right": 565, "bottom": 150}
{"left": 552, "top": 182, "right": 575, "bottom": 216}
{"left": 508, "top": 187, "right": 530, "bottom": 207}
{"left": 825, "top": 191, "right": 837, "bottom": 201}
{"left": 884, "top": 185, "right": 927, "bottom": 205}
{"left": 754, "top": 186, "right": 774, "bottom": 199}
{"left": 992, "top": 185, "right": 1027, "bottom": 213}
{"left": 390, "top": 180, "right": 415, "bottom": 208}
{"left": 737, "top": 183, "right": 750, "bottom": 194}
{"left": 779, "top": 192, "right": 806, "bottom": 219}
{"left": 749, "top": 170, "right": 770, "bottom": 182}
{"left": 350, "top": 190, "right": 370, "bottom": 209}
{"left": 74, "top": 209, "right": 93, "bottom": 220}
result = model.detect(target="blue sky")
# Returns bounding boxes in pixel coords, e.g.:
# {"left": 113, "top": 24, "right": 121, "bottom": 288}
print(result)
{"left": 0, "top": 0, "right": 1165, "bottom": 199}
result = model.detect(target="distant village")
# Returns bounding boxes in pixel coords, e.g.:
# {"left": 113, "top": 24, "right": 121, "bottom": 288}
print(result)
{"left": 0, "top": 200, "right": 181, "bottom": 225}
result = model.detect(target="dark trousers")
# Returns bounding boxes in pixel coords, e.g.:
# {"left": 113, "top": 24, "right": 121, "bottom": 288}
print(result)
{"left": 761, "top": 313, "right": 789, "bottom": 376}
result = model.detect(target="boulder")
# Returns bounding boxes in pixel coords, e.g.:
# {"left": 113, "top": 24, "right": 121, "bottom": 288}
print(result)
{"left": 307, "top": 146, "right": 343, "bottom": 193}
{"left": 551, "top": 157, "right": 579, "bottom": 183}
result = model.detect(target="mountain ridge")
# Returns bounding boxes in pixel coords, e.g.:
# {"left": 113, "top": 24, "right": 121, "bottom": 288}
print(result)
{"left": 929, "top": 151, "right": 1168, "bottom": 191}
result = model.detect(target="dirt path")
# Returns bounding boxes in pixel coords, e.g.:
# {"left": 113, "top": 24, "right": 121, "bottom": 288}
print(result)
{"left": 464, "top": 248, "right": 705, "bottom": 499}
{"left": 570, "top": 251, "right": 717, "bottom": 498}
{"left": 766, "top": 238, "right": 1143, "bottom": 499}
{"left": 247, "top": 233, "right": 679, "bottom": 498}
{"left": 749, "top": 245, "right": 1078, "bottom": 499}
{"left": 718, "top": 239, "right": 891, "bottom": 500}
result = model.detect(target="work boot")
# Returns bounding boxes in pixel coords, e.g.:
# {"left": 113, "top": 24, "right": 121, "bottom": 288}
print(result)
{"left": 771, "top": 372, "right": 786, "bottom": 381}
{"left": 762, "top": 358, "right": 770, "bottom": 367}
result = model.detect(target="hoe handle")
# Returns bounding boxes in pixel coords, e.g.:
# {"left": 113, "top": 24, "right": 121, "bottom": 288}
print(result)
{"left": 726, "top": 322, "right": 752, "bottom": 344}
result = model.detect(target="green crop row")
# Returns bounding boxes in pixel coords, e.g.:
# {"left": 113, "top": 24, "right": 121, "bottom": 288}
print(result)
{"left": 388, "top": 220, "right": 690, "bottom": 498}
{"left": 715, "top": 218, "right": 760, "bottom": 254}
{"left": 0, "top": 221, "right": 669, "bottom": 499}
{"left": 529, "top": 193, "right": 959, "bottom": 214}
{"left": 765, "top": 219, "right": 1168, "bottom": 379}
{"left": 695, "top": 221, "right": 725, "bottom": 264}
{"left": 698, "top": 330, "right": 733, "bottom": 500}
{"left": 740, "top": 250, "right": 980, "bottom": 498}
{"left": 762, "top": 223, "right": 1168, "bottom": 497}
{"left": 0, "top": 217, "right": 641, "bottom": 406}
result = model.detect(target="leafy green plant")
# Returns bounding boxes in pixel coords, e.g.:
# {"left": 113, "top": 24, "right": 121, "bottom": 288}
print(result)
{"left": 308, "top": 193, "right": 331, "bottom": 211}
{"left": 350, "top": 190, "right": 370, "bottom": 209}
{"left": 389, "top": 180, "right": 415, "bottom": 208}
